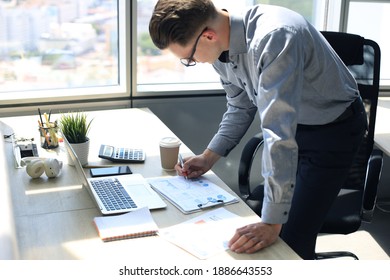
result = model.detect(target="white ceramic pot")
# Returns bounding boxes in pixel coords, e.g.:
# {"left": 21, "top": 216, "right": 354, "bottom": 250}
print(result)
{"left": 67, "top": 138, "right": 90, "bottom": 166}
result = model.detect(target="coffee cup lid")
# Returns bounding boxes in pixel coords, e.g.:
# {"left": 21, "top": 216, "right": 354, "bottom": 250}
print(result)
{"left": 159, "top": 137, "right": 181, "bottom": 148}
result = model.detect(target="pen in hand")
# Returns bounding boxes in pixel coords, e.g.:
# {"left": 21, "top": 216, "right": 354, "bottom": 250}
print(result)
{"left": 178, "top": 154, "right": 188, "bottom": 180}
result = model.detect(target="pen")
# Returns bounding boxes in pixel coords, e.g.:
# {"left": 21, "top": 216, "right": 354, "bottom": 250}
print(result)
{"left": 38, "top": 108, "right": 44, "bottom": 127}
{"left": 178, "top": 154, "right": 188, "bottom": 180}
{"left": 38, "top": 120, "right": 51, "bottom": 146}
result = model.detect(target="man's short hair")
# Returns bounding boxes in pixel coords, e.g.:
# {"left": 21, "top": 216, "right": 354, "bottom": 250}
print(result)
{"left": 149, "top": 0, "right": 217, "bottom": 49}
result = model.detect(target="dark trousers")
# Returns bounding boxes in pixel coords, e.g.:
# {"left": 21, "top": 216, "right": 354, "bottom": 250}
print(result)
{"left": 280, "top": 98, "right": 367, "bottom": 259}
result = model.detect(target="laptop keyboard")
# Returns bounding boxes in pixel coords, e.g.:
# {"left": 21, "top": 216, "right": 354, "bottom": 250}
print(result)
{"left": 90, "top": 178, "right": 137, "bottom": 211}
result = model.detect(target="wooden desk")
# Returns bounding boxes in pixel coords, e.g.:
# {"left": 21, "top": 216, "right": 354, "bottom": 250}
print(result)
{"left": 375, "top": 97, "right": 390, "bottom": 156}
{"left": 0, "top": 108, "right": 300, "bottom": 260}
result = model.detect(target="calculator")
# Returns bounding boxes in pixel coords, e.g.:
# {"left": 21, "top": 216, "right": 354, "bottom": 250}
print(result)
{"left": 98, "top": 144, "right": 145, "bottom": 163}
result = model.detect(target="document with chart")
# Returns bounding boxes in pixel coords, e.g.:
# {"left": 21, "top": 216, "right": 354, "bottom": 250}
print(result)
{"left": 158, "top": 208, "right": 245, "bottom": 259}
{"left": 148, "top": 176, "right": 239, "bottom": 214}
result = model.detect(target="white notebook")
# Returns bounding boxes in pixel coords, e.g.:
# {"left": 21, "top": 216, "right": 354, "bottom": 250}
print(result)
{"left": 93, "top": 207, "right": 158, "bottom": 242}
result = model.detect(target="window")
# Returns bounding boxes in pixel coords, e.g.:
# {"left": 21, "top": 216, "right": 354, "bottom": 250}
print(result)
{"left": 344, "top": 0, "right": 390, "bottom": 87}
{"left": 136, "top": 0, "right": 221, "bottom": 94}
{"left": 256, "top": 0, "right": 317, "bottom": 23}
{"left": 1, "top": 0, "right": 387, "bottom": 110}
{"left": 0, "top": 0, "right": 127, "bottom": 106}
{"left": 136, "top": 0, "right": 327, "bottom": 96}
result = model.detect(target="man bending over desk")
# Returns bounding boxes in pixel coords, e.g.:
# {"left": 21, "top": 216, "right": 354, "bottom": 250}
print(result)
{"left": 149, "top": 0, "right": 366, "bottom": 259}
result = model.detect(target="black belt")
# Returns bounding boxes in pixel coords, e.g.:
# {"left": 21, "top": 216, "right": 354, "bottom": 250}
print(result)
{"left": 330, "top": 98, "right": 363, "bottom": 124}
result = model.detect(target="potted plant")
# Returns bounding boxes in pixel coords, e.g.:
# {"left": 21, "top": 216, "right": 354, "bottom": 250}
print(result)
{"left": 59, "top": 112, "right": 93, "bottom": 166}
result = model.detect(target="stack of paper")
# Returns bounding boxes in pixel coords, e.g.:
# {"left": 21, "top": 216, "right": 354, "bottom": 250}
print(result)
{"left": 158, "top": 208, "right": 245, "bottom": 259}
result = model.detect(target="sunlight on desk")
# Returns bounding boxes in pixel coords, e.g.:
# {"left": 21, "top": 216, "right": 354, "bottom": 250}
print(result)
{"left": 61, "top": 232, "right": 271, "bottom": 261}
{"left": 375, "top": 98, "right": 390, "bottom": 156}
{"left": 374, "top": 107, "right": 390, "bottom": 134}
{"left": 316, "top": 230, "right": 389, "bottom": 260}
{"left": 61, "top": 236, "right": 201, "bottom": 261}
{"left": 25, "top": 184, "right": 83, "bottom": 196}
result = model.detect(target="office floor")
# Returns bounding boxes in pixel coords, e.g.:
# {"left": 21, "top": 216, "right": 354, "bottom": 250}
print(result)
{"left": 316, "top": 203, "right": 390, "bottom": 260}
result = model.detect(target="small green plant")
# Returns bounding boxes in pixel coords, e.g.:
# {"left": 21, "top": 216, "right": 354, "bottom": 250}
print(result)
{"left": 59, "top": 112, "right": 93, "bottom": 143}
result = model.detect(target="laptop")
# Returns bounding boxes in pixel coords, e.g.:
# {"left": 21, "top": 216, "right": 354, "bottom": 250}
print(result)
{"left": 63, "top": 136, "right": 166, "bottom": 215}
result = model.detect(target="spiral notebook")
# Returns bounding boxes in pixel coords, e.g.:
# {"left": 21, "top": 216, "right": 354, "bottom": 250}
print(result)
{"left": 148, "top": 176, "right": 239, "bottom": 214}
{"left": 93, "top": 207, "right": 158, "bottom": 242}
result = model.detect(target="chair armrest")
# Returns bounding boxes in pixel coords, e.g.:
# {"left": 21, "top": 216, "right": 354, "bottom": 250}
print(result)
{"left": 362, "top": 149, "right": 383, "bottom": 222}
{"left": 238, "top": 133, "right": 264, "bottom": 199}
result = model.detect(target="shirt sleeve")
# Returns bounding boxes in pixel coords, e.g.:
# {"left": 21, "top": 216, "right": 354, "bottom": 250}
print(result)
{"left": 207, "top": 78, "right": 257, "bottom": 157}
{"left": 255, "top": 28, "right": 303, "bottom": 224}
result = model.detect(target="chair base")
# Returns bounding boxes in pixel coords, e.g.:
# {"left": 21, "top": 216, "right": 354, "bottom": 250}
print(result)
{"left": 315, "top": 251, "right": 359, "bottom": 260}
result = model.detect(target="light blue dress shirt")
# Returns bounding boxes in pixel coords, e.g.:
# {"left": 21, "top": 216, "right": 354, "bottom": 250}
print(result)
{"left": 208, "top": 5, "right": 359, "bottom": 224}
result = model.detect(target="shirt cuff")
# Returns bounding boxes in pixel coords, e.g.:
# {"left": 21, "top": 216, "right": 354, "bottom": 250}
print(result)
{"left": 261, "top": 201, "right": 291, "bottom": 224}
{"left": 207, "top": 134, "right": 236, "bottom": 157}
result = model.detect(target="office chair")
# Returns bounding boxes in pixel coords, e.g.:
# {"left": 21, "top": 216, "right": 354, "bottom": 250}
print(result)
{"left": 238, "top": 32, "right": 382, "bottom": 260}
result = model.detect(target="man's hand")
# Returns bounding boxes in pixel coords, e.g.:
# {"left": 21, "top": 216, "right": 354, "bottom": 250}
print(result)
{"left": 228, "top": 222, "right": 282, "bottom": 254}
{"left": 175, "top": 149, "right": 220, "bottom": 179}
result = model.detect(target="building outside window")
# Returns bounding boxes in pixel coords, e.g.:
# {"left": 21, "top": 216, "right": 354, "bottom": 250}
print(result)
{"left": 0, "top": 0, "right": 125, "bottom": 106}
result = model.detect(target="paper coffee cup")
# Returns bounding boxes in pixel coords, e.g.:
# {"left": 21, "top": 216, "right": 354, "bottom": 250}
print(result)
{"left": 159, "top": 137, "right": 181, "bottom": 170}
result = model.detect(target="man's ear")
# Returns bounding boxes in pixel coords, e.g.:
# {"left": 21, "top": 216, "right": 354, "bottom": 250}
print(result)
{"left": 204, "top": 29, "right": 217, "bottom": 41}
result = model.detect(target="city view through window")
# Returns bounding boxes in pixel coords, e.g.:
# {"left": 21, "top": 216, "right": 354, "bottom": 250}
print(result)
{"left": 137, "top": 0, "right": 220, "bottom": 86}
{"left": 1, "top": 0, "right": 387, "bottom": 99}
{"left": 0, "top": 0, "right": 326, "bottom": 96}
{"left": 0, "top": 0, "right": 119, "bottom": 94}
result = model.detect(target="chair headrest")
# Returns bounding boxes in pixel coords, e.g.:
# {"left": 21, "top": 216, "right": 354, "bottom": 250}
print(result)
{"left": 321, "top": 31, "right": 365, "bottom": 66}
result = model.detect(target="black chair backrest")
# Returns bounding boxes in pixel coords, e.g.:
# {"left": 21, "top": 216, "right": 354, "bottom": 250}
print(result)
{"left": 321, "top": 32, "right": 381, "bottom": 191}
{"left": 238, "top": 32, "right": 382, "bottom": 230}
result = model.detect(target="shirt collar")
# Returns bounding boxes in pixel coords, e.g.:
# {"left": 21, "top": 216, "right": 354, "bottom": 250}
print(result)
{"left": 218, "top": 11, "right": 247, "bottom": 63}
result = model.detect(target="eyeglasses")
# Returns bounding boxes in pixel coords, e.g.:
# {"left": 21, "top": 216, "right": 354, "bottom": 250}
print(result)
{"left": 180, "top": 27, "right": 207, "bottom": 67}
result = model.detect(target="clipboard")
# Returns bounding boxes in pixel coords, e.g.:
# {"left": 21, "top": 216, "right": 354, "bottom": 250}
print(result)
{"left": 148, "top": 176, "right": 239, "bottom": 214}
